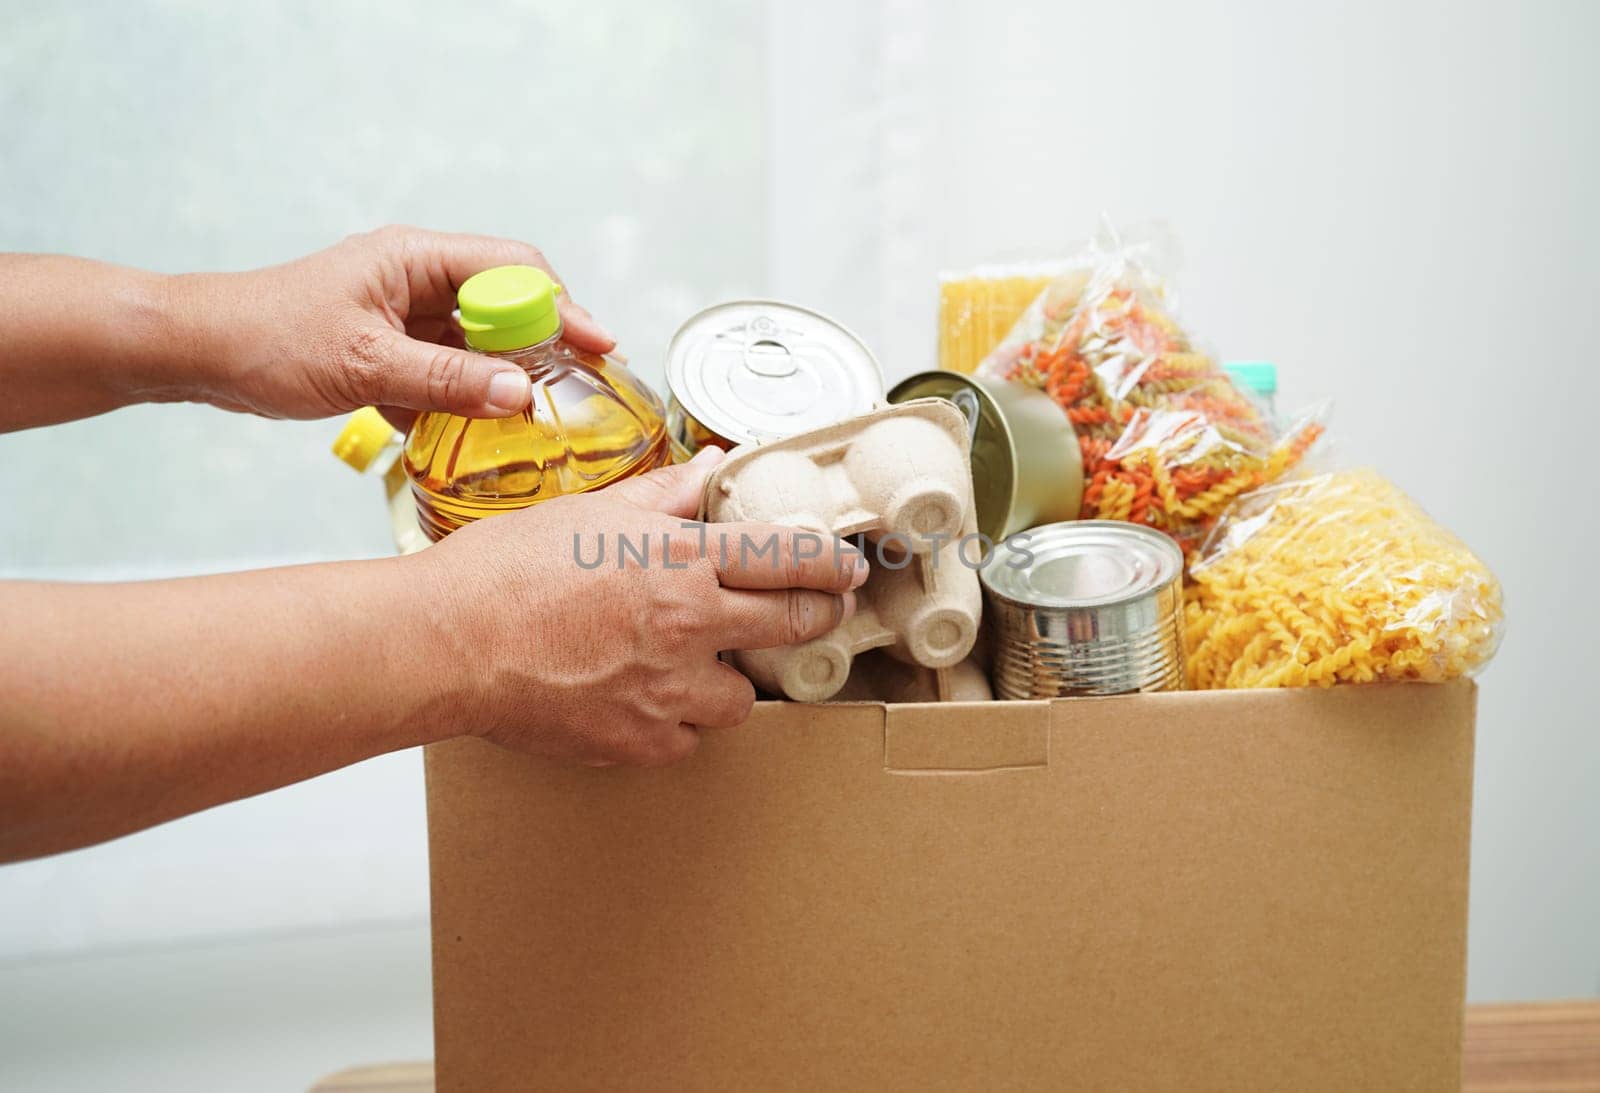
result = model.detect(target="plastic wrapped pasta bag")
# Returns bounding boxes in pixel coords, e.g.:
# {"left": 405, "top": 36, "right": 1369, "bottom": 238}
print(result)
{"left": 938, "top": 262, "right": 1065, "bottom": 375}
{"left": 1184, "top": 468, "right": 1505, "bottom": 688}
{"left": 978, "top": 222, "right": 1323, "bottom": 556}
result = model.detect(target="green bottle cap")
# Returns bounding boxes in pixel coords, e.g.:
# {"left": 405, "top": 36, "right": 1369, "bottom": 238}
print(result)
{"left": 457, "top": 265, "right": 564, "bottom": 352}
{"left": 1224, "top": 361, "right": 1277, "bottom": 396}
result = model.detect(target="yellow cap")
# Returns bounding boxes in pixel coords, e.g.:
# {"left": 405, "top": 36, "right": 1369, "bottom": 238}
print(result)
{"left": 457, "top": 265, "right": 564, "bottom": 352}
{"left": 331, "top": 407, "right": 398, "bottom": 472}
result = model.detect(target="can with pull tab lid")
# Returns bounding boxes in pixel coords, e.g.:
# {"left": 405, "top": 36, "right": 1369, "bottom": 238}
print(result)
{"left": 664, "top": 300, "right": 885, "bottom": 459}
{"left": 981, "top": 521, "right": 1185, "bottom": 698}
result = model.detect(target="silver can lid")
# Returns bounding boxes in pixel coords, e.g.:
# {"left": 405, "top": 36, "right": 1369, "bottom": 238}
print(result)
{"left": 664, "top": 300, "right": 885, "bottom": 445}
{"left": 981, "top": 521, "right": 1182, "bottom": 608}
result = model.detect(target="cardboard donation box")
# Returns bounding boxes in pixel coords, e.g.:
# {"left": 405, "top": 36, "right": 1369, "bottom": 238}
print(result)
{"left": 426, "top": 681, "right": 1476, "bottom": 1091}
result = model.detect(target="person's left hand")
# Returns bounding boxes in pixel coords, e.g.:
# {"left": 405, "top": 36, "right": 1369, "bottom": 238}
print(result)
{"left": 169, "top": 225, "right": 615, "bottom": 425}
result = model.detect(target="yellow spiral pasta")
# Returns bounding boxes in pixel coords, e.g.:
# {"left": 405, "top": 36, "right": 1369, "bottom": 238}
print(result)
{"left": 1184, "top": 469, "right": 1504, "bottom": 688}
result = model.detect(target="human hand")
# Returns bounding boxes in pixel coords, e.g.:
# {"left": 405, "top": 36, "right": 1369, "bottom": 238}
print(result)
{"left": 413, "top": 449, "right": 869, "bottom": 767}
{"left": 169, "top": 225, "right": 614, "bottom": 424}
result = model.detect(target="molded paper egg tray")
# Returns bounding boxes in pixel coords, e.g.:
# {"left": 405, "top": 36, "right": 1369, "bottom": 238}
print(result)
{"left": 701, "top": 398, "right": 984, "bottom": 703}
{"left": 834, "top": 651, "right": 994, "bottom": 703}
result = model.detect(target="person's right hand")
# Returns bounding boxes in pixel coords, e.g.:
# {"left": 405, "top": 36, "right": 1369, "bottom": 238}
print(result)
{"left": 412, "top": 448, "right": 868, "bottom": 767}
{"left": 162, "top": 225, "right": 615, "bottom": 428}
{"left": 0, "top": 228, "right": 607, "bottom": 434}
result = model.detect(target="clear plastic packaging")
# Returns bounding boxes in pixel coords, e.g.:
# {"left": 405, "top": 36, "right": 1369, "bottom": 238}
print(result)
{"left": 330, "top": 408, "right": 430, "bottom": 555}
{"left": 1183, "top": 468, "right": 1505, "bottom": 687}
{"left": 1223, "top": 361, "right": 1279, "bottom": 426}
{"left": 404, "top": 338, "right": 667, "bottom": 540}
{"left": 938, "top": 264, "right": 1061, "bottom": 376}
{"left": 977, "top": 223, "right": 1322, "bottom": 557}
{"left": 403, "top": 266, "right": 668, "bottom": 541}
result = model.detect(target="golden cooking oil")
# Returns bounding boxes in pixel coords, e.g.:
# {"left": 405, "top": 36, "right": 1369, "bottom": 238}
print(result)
{"left": 401, "top": 266, "right": 668, "bottom": 541}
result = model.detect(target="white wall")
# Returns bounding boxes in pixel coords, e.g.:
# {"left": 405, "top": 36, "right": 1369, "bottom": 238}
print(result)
{"left": 0, "top": 0, "right": 766, "bottom": 959}
{"left": 0, "top": 0, "right": 1594, "bottom": 1019}
{"left": 768, "top": 0, "right": 1600, "bottom": 1001}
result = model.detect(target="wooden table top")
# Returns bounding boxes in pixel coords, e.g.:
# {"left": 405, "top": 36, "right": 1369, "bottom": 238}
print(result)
{"left": 1463, "top": 1001, "right": 1600, "bottom": 1091}
{"left": 310, "top": 1000, "right": 1600, "bottom": 1091}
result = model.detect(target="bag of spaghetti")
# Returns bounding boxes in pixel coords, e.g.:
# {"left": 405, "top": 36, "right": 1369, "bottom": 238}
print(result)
{"left": 977, "top": 222, "right": 1323, "bottom": 558}
{"left": 1183, "top": 468, "right": 1504, "bottom": 688}
{"left": 938, "top": 259, "right": 1083, "bottom": 375}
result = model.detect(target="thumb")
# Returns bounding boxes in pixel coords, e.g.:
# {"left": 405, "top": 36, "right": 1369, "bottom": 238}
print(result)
{"left": 354, "top": 328, "right": 531, "bottom": 417}
{"left": 607, "top": 446, "right": 725, "bottom": 518}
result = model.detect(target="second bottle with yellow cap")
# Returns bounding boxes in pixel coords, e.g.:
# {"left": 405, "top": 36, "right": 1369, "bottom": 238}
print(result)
{"left": 403, "top": 265, "right": 669, "bottom": 540}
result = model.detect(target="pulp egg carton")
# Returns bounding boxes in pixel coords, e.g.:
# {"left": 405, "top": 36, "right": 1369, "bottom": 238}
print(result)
{"left": 833, "top": 651, "right": 994, "bottom": 703}
{"left": 701, "top": 399, "right": 984, "bottom": 702}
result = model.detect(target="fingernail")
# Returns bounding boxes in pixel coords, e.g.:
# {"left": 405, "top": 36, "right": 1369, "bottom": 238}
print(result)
{"left": 839, "top": 590, "right": 857, "bottom": 621}
{"left": 690, "top": 445, "right": 725, "bottom": 465}
{"left": 848, "top": 552, "right": 869, "bottom": 588}
{"left": 486, "top": 369, "right": 530, "bottom": 413}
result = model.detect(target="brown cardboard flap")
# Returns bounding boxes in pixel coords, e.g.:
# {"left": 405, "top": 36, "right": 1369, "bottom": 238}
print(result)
{"left": 883, "top": 700, "right": 1049, "bottom": 772}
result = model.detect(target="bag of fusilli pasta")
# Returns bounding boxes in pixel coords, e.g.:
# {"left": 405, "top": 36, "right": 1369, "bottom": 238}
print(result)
{"left": 1184, "top": 468, "right": 1504, "bottom": 688}
{"left": 978, "top": 222, "right": 1322, "bottom": 557}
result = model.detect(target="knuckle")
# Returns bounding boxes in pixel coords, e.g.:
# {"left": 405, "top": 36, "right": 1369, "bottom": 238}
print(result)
{"left": 627, "top": 689, "right": 670, "bottom": 724}
{"left": 351, "top": 223, "right": 404, "bottom": 253}
{"left": 734, "top": 688, "right": 756, "bottom": 723}
{"left": 782, "top": 540, "right": 804, "bottom": 586}
{"left": 783, "top": 589, "right": 813, "bottom": 645}
{"left": 688, "top": 558, "right": 722, "bottom": 600}
{"left": 371, "top": 224, "right": 434, "bottom": 270}
{"left": 653, "top": 600, "right": 697, "bottom": 648}
{"left": 707, "top": 529, "right": 736, "bottom": 570}
{"left": 731, "top": 597, "right": 773, "bottom": 648}
{"left": 343, "top": 226, "right": 379, "bottom": 249}
{"left": 424, "top": 348, "right": 471, "bottom": 408}
{"left": 655, "top": 674, "right": 690, "bottom": 710}
{"left": 606, "top": 716, "right": 658, "bottom": 764}
{"left": 635, "top": 722, "right": 693, "bottom": 768}
{"left": 375, "top": 222, "right": 418, "bottom": 245}
{"left": 715, "top": 674, "right": 756, "bottom": 726}
{"left": 665, "top": 530, "right": 703, "bottom": 569}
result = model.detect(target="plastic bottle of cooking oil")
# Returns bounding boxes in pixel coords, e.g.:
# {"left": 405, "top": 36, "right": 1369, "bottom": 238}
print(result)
{"left": 402, "top": 265, "right": 669, "bottom": 540}
{"left": 331, "top": 407, "right": 430, "bottom": 555}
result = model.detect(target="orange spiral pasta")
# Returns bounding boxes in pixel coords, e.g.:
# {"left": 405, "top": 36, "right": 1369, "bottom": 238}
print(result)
{"left": 980, "top": 249, "right": 1321, "bottom": 557}
{"left": 1183, "top": 469, "right": 1504, "bottom": 688}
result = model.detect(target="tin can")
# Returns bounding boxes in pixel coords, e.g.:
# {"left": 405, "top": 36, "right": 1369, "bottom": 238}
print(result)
{"left": 665, "top": 397, "right": 736, "bottom": 463}
{"left": 664, "top": 300, "right": 885, "bottom": 458}
{"left": 887, "top": 371, "right": 1083, "bottom": 543}
{"left": 980, "top": 521, "right": 1185, "bottom": 698}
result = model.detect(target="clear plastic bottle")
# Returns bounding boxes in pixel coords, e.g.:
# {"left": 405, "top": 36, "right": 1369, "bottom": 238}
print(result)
{"left": 402, "top": 266, "right": 669, "bottom": 541}
{"left": 1223, "top": 360, "right": 1279, "bottom": 425}
{"left": 331, "top": 407, "right": 430, "bottom": 555}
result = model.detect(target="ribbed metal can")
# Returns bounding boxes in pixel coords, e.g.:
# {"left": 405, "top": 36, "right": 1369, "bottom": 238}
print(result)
{"left": 980, "top": 521, "right": 1185, "bottom": 698}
